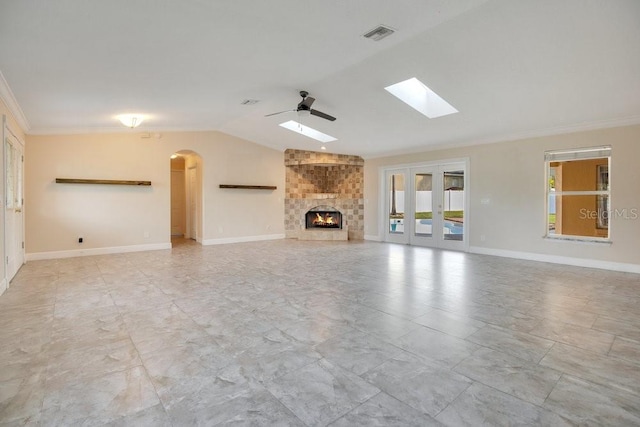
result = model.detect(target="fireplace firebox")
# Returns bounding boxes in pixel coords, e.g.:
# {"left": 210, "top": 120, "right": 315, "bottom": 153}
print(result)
{"left": 305, "top": 208, "right": 342, "bottom": 229}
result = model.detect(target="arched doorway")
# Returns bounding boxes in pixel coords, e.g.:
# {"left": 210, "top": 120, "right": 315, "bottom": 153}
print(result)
{"left": 170, "top": 150, "right": 203, "bottom": 246}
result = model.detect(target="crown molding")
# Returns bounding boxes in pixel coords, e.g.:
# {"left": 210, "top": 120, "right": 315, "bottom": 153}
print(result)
{"left": 26, "top": 125, "right": 222, "bottom": 135}
{"left": 0, "top": 71, "right": 30, "bottom": 132}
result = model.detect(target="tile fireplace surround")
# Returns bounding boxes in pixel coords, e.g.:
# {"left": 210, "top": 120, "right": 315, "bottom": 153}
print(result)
{"left": 284, "top": 149, "right": 364, "bottom": 240}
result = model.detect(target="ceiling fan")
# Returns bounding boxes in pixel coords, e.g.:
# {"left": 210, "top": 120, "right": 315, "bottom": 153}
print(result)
{"left": 265, "top": 90, "right": 336, "bottom": 121}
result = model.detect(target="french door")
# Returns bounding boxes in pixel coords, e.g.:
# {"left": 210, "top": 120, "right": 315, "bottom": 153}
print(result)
{"left": 384, "top": 161, "right": 467, "bottom": 250}
{"left": 4, "top": 123, "right": 25, "bottom": 282}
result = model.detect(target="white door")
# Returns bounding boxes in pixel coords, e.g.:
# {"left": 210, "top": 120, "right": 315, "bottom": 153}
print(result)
{"left": 384, "top": 162, "right": 467, "bottom": 251}
{"left": 187, "top": 167, "right": 198, "bottom": 240}
{"left": 409, "top": 164, "right": 466, "bottom": 250}
{"left": 436, "top": 165, "right": 466, "bottom": 251}
{"left": 4, "top": 130, "right": 25, "bottom": 281}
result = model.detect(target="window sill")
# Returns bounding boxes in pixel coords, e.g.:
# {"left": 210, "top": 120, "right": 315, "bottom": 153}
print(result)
{"left": 544, "top": 235, "right": 612, "bottom": 245}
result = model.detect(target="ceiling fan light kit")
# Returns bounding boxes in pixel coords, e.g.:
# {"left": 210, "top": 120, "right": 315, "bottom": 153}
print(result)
{"left": 117, "top": 114, "right": 145, "bottom": 128}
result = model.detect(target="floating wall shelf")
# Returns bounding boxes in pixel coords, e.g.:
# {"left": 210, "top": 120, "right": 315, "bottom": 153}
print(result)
{"left": 219, "top": 184, "right": 277, "bottom": 190}
{"left": 56, "top": 178, "right": 152, "bottom": 186}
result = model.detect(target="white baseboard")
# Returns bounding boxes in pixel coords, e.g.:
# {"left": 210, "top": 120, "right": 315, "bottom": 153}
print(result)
{"left": 202, "top": 234, "right": 285, "bottom": 246}
{"left": 26, "top": 243, "right": 172, "bottom": 261}
{"left": 364, "top": 234, "right": 382, "bottom": 242}
{"left": 0, "top": 278, "right": 6, "bottom": 296}
{"left": 469, "top": 246, "right": 640, "bottom": 274}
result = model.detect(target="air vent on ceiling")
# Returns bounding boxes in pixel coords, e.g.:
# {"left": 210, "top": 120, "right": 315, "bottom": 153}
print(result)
{"left": 241, "top": 99, "right": 260, "bottom": 105}
{"left": 363, "top": 25, "right": 395, "bottom": 41}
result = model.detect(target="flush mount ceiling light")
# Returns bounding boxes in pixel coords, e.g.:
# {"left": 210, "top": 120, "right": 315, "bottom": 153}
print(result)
{"left": 279, "top": 120, "right": 337, "bottom": 143}
{"left": 117, "top": 114, "right": 145, "bottom": 128}
{"left": 385, "top": 77, "right": 458, "bottom": 118}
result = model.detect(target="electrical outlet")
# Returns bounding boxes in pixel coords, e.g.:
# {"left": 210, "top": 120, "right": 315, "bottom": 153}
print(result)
{"left": 143, "top": 231, "right": 150, "bottom": 238}
{"left": 78, "top": 237, "right": 83, "bottom": 243}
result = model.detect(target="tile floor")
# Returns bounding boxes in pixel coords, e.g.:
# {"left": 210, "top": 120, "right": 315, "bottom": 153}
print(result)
{"left": 1, "top": 239, "right": 640, "bottom": 426}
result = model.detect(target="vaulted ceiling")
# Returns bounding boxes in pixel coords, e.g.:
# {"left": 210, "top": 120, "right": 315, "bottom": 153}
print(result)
{"left": 1, "top": 0, "right": 639, "bottom": 158}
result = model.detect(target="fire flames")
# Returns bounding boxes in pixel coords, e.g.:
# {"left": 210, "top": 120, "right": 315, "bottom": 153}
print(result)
{"left": 314, "top": 212, "right": 335, "bottom": 226}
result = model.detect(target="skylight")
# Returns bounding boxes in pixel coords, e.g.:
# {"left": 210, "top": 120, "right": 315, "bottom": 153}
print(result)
{"left": 279, "top": 120, "right": 337, "bottom": 143}
{"left": 385, "top": 77, "right": 458, "bottom": 118}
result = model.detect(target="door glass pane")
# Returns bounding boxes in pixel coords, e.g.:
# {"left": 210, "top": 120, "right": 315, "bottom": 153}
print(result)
{"left": 5, "top": 138, "right": 14, "bottom": 208}
{"left": 443, "top": 170, "right": 464, "bottom": 241}
{"left": 389, "top": 173, "right": 405, "bottom": 234}
{"left": 414, "top": 173, "right": 432, "bottom": 237}
{"left": 16, "top": 149, "right": 23, "bottom": 208}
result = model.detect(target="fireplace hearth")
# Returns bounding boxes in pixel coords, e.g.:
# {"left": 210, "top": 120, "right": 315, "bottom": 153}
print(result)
{"left": 306, "top": 209, "right": 342, "bottom": 229}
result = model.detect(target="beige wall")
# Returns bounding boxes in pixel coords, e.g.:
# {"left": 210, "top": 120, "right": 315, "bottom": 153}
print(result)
{"left": 25, "top": 131, "right": 285, "bottom": 255}
{"left": 17, "top": 119, "right": 640, "bottom": 267}
{"left": 365, "top": 124, "right": 640, "bottom": 266}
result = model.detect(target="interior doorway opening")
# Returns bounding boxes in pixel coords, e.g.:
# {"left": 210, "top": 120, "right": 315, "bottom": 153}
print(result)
{"left": 170, "top": 150, "right": 203, "bottom": 245}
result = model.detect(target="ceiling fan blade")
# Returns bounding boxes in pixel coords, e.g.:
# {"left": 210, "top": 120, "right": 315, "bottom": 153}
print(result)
{"left": 265, "top": 109, "right": 295, "bottom": 117}
{"left": 310, "top": 109, "right": 336, "bottom": 121}
{"left": 299, "top": 96, "right": 315, "bottom": 109}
